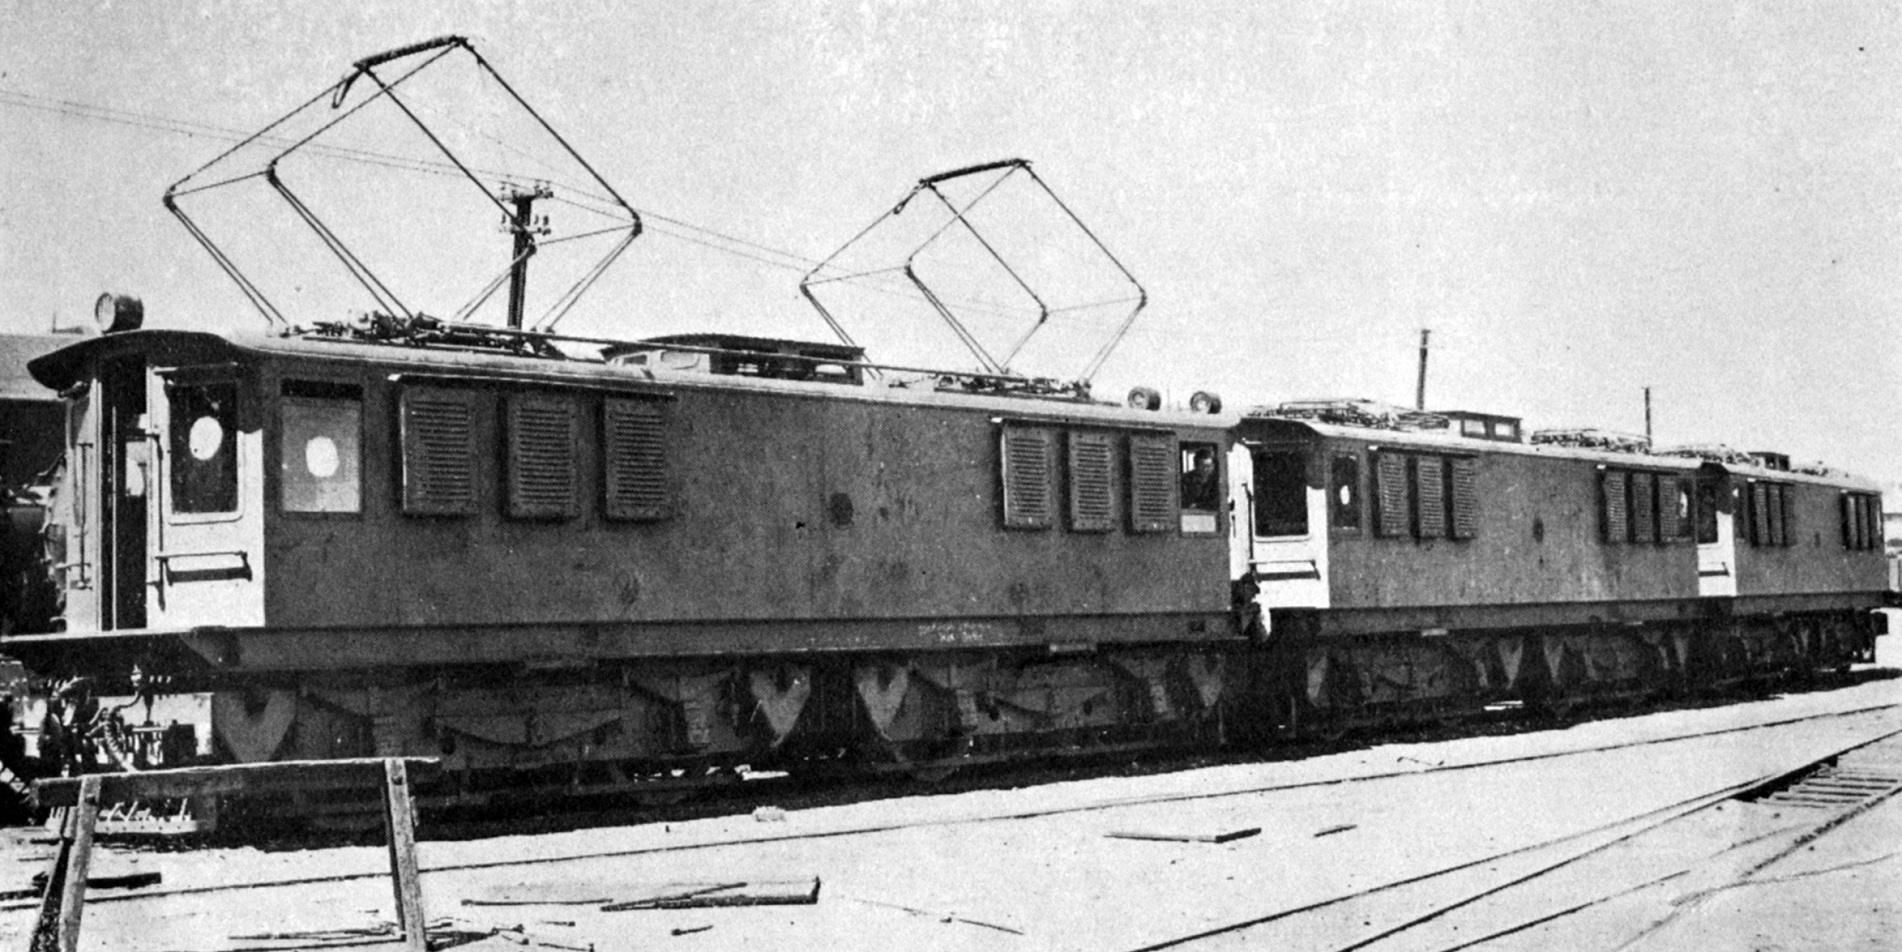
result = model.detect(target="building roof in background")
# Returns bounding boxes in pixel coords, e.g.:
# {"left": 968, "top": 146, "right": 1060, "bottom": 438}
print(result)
{"left": 0, "top": 334, "right": 78, "bottom": 402}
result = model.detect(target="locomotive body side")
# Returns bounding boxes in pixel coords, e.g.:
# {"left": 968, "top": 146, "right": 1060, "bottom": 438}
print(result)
{"left": 1235, "top": 417, "right": 1704, "bottom": 637}
{"left": 1230, "top": 416, "right": 1884, "bottom": 723}
{"left": 1707, "top": 462, "right": 1888, "bottom": 610}
{"left": 249, "top": 339, "right": 1234, "bottom": 651}
{"left": 15, "top": 329, "right": 1244, "bottom": 784}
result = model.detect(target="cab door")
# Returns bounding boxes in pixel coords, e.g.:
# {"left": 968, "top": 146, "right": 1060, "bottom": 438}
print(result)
{"left": 1695, "top": 468, "right": 1737, "bottom": 597}
{"left": 96, "top": 356, "right": 149, "bottom": 630}
{"left": 146, "top": 365, "right": 264, "bottom": 628}
{"left": 1237, "top": 441, "right": 1329, "bottom": 609}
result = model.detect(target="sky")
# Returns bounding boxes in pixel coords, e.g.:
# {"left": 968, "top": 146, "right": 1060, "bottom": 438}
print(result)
{"left": 2, "top": 1, "right": 1899, "bottom": 481}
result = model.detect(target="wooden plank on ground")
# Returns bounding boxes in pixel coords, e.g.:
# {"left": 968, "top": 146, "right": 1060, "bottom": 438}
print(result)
{"left": 29, "top": 776, "right": 99, "bottom": 952}
{"left": 1106, "top": 827, "right": 1261, "bottom": 844}
{"left": 2, "top": 871, "right": 163, "bottom": 902}
{"left": 33, "top": 758, "right": 442, "bottom": 807}
{"left": 600, "top": 878, "right": 821, "bottom": 912}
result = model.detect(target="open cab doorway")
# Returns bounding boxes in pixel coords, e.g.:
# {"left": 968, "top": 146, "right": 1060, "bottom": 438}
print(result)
{"left": 1231, "top": 441, "right": 1330, "bottom": 610}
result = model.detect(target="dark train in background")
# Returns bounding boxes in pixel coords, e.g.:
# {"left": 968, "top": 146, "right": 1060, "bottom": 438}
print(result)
{"left": 0, "top": 335, "right": 71, "bottom": 642}
{"left": 0, "top": 316, "right": 1887, "bottom": 813}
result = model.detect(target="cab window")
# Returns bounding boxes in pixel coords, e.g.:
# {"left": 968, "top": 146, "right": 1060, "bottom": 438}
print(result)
{"left": 1251, "top": 447, "right": 1308, "bottom": 537}
{"left": 1331, "top": 454, "right": 1361, "bottom": 529}
{"left": 1179, "top": 443, "right": 1221, "bottom": 511}
{"left": 168, "top": 379, "right": 239, "bottom": 515}
{"left": 280, "top": 381, "right": 363, "bottom": 514}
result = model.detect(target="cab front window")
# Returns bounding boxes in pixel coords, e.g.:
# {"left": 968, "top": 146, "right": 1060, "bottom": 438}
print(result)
{"left": 168, "top": 379, "right": 238, "bottom": 515}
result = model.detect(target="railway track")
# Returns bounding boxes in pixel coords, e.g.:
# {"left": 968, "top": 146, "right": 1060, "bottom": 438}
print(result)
{"left": 8, "top": 696, "right": 1899, "bottom": 920}
{"left": 1126, "top": 720, "right": 1902, "bottom": 951}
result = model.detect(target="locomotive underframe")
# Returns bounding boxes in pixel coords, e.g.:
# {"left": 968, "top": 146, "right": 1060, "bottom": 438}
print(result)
{"left": 3, "top": 599, "right": 1882, "bottom": 817}
{"left": 1278, "top": 604, "right": 1882, "bottom": 731}
{"left": 3, "top": 628, "right": 1244, "bottom": 808}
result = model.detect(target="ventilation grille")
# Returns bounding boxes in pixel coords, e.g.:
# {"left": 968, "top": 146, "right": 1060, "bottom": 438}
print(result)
{"left": 1630, "top": 471, "right": 1656, "bottom": 544}
{"left": 1068, "top": 432, "right": 1114, "bottom": 532}
{"left": 507, "top": 395, "right": 579, "bottom": 520}
{"left": 1375, "top": 453, "right": 1409, "bottom": 538}
{"left": 401, "top": 388, "right": 478, "bottom": 516}
{"left": 604, "top": 398, "right": 669, "bottom": 521}
{"left": 1415, "top": 456, "right": 1446, "bottom": 539}
{"left": 1602, "top": 471, "right": 1629, "bottom": 543}
{"left": 1128, "top": 434, "right": 1176, "bottom": 533}
{"left": 1767, "top": 484, "right": 1787, "bottom": 546}
{"left": 1449, "top": 456, "right": 1478, "bottom": 540}
{"left": 1001, "top": 427, "right": 1054, "bottom": 530}
{"left": 1750, "top": 482, "right": 1771, "bottom": 546}
{"left": 1658, "top": 476, "right": 1681, "bottom": 540}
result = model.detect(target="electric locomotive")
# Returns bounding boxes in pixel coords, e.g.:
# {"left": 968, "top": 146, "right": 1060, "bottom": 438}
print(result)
{"left": 8, "top": 319, "right": 1244, "bottom": 800}
{"left": 0, "top": 36, "right": 1890, "bottom": 820}
{"left": 1227, "top": 404, "right": 1887, "bottom": 730}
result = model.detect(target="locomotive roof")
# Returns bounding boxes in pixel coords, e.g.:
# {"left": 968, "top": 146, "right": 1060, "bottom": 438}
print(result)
{"left": 29, "top": 327, "right": 1234, "bottom": 432}
{"left": 1245, "top": 416, "right": 1880, "bottom": 491}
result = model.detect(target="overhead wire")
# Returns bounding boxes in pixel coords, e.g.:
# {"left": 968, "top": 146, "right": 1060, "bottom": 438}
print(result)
{"left": 0, "top": 83, "right": 1425, "bottom": 356}
{"left": 2, "top": 83, "right": 1088, "bottom": 317}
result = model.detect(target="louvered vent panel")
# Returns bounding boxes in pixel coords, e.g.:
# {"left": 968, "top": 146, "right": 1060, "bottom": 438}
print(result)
{"left": 1067, "top": 432, "right": 1115, "bottom": 533}
{"left": 1780, "top": 486, "right": 1795, "bottom": 547}
{"left": 1128, "top": 434, "right": 1177, "bottom": 533}
{"left": 507, "top": 395, "right": 579, "bottom": 520}
{"left": 1415, "top": 456, "right": 1447, "bottom": 538}
{"left": 1001, "top": 427, "right": 1055, "bottom": 530}
{"left": 604, "top": 398, "right": 670, "bottom": 521}
{"left": 1842, "top": 494, "right": 1856, "bottom": 548}
{"left": 1449, "top": 456, "right": 1479, "bottom": 540}
{"left": 1751, "top": 483, "right": 1770, "bottom": 546}
{"left": 1375, "top": 453, "right": 1409, "bottom": 538}
{"left": 1851, "top": 494, "right": 1867, "bottom": 550}
{"left": 1772, "top": 485, "right": 1791, "bottom": 547}
{"left": 401, "top": 388, "right": 478, "bottom": 516}
{"left": 1867, "top": 495, "right": 1884, "bottom": 551}
{"left": 1602, "top": 471, "right": 1629, "bottom": 543}
{"left": 1631, "top": 472, "right": 1656, "bottom": 544}
{"left": 1657, "top": 477, "right": 1681, "bottom": 542}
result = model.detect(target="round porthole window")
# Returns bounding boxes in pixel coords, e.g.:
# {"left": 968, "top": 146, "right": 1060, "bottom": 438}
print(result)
{"left": 304, "top": 436, "right": 340, "bottom": 478}
{"left": 188, "top": 416, "right": 225, "bottom": 460}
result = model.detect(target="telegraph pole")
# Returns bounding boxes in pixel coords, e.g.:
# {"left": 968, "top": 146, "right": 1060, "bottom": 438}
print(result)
{"left": 503, "top": 184, "right": 553, "bottom": 329}
{"left": 1415, "top": 328, "right": 1430, "bottom": 410}
{"left": 1644, "top": 386, "right": 1653, "bottom": 444}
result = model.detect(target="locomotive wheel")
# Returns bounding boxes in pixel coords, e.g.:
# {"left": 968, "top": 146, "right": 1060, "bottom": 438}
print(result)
{"left": 878, "top": 734, "right": 972, "bottom": 784}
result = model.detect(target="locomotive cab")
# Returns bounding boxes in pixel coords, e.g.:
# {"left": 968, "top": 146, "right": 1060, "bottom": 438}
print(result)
{"left": 41, "top": 335, "right": 267, "bottom": 635}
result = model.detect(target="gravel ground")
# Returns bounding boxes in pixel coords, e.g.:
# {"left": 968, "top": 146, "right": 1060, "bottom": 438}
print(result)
{"left": 3, "top": 634, "right": 1899, "bottom": 952}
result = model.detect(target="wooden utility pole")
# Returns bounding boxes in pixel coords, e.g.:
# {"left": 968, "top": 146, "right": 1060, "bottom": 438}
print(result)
{"left": 1415, "top": 329, "right": 1430, "bottom": 410}
{"left": 1644, "top": 386, "right": 1653, "bottom": 444}
{"left": 503, "top": 184, "right": 553, "bottom": 329}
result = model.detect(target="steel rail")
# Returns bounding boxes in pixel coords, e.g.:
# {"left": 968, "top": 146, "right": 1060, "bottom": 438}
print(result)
{"left": 1126, "top": 719, "right": 1902, "bottom": 952}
